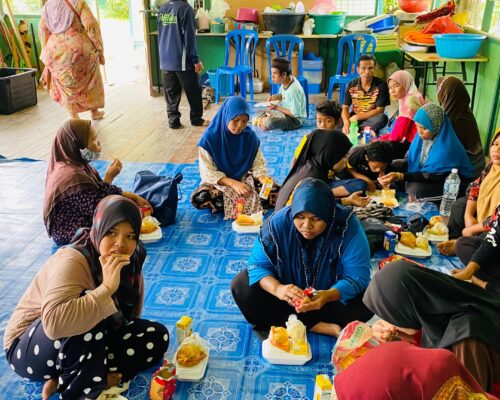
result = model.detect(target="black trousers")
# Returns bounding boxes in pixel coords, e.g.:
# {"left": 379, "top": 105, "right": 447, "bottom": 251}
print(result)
{"left": 448, "top": 196, "right": 467, "bottom": 239}
{"left": 230, "top": 269, "right": 373, "bottom": 332}
{"left": 6, "top": 318, "right": 169, "bottom": 400}
{"left": 162, "top": 70, "right": 203, "bottom": 127}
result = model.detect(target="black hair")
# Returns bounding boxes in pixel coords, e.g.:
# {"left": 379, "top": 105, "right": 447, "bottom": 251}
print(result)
{"left": 366, "top": 141, "right": 393, "bottom": 164}
{"left": 358, "top": 54, "right": 377, "bottom": 67}
{"left": 315, "top": 100, "right": 342, "bottom": 120}
{"left": 271, "top": 57, "right": 291, "bottom": 76}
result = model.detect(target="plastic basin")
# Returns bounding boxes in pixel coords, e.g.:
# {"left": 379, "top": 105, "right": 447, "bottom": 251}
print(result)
{"left": 263, "top": 13, "right": 305, "bottom": 35}
{"left": 309, "top": 13, "right": 347, "bottom": 35}
{"left": 367, "top": 15, "right": 398, "bottom": 33}
{"left": 398, "top": 0, "right": 431, "bottom": 13}
{"left": 210, "top": 23, "right": 225, "bottom": 33}
{"left": 433, "top": 34, "right": 486, "bottom": 59}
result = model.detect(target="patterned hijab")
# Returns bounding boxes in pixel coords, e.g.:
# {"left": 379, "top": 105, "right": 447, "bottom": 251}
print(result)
{"left": 477, "top": 130, "right": 500, "bottom": 222}
{"left": 43, "top": 119, "right": 103, "bottom": 234}
{"left": 69, "top": 195, "right": 146, "bottom": 329}
{"left": 388, "top": 70, "right": 425, "bottom": 119}
{"left": 198, "top": 96, "right": 260, "bottom": 181}
{"left": 43, "top": 0, "right": 79, "bottom": 34}
{"left": 409, "top": 103, "right": 473, "bottom": 177}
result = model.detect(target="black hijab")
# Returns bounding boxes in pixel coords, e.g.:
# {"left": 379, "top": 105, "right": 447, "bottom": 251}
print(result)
{"left": 275, "top": 129, "right": 352, "bottom": 211}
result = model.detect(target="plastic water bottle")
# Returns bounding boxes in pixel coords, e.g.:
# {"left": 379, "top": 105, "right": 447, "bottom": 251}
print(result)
{"left": 363, "top": 126, "right": 371, "bottom": 144}
{"left": 439, "top": 168, "right": 461, "bottom": 217}
{"left": 349, "top": 121, "right": 358, "bottom": 145}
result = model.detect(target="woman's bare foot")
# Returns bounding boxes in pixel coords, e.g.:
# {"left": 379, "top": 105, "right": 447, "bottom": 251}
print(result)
{"left": 106, "top": 372, "right": 122, "bottom": 388}
{"left": 42, "top": 378, "right": 57, "bottom": 400}
{"left": 311, "top": 322, "right": 342, "bottom": 337}
{"left": 91, "top": 109, "right": 105, "bottom": 120}
{"left": 437, "top": 239, "right": 457, "bottom": 256}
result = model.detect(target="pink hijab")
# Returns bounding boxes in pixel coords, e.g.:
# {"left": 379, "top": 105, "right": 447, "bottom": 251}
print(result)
{"left": 388, "top": 70, "right": 425, "bottom": 119}
{"left": 42, "top": 0, "right": 79, "bottom": 34}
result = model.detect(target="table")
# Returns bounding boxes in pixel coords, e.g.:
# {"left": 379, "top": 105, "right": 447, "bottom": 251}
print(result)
{"left": 403, "top": 52, "right": 489, "bottom": 108}
{"left": 149, "top": 31, "right": 338, "bottom": 95}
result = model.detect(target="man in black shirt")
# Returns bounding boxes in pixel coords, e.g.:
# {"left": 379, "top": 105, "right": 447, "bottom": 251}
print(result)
{"left": 341, "top": 55, "right": 390, "bottom": 135}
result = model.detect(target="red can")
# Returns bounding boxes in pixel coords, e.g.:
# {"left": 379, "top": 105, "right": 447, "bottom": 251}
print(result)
{"left": 235, "top": 197, "right": 245, "bottom": 219}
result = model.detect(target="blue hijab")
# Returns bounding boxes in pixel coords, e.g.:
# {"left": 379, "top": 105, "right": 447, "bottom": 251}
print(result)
{"left": 259, "top": 178, "right": 353, "bottom": 289}
{"left": 408, "top": 103, "right": 473, "bottom": 177}
{"left": 198, "top": 96, "right": 260, "bottom": 180}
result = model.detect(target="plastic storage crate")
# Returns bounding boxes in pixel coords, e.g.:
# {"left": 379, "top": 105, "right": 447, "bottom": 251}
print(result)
{"left": 207, "top": 69, "right": 231, "bottom": 97}
{"left": 303, "top": 59, "right": 323, "bottom": 94}
{"left": 0, "top": 68, "right": 37, "bottom": 115}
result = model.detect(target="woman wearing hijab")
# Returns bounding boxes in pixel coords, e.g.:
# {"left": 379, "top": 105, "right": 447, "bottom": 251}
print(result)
{"left": 231, "top": 178, "right": 373, "bottom": 337}
{"left": 191, "top": 96, "right": 277, "bottom": 219}
{"left": 4, "top": 195, "right": 169, "bottom": 400}
{"left": 438, "top": 129, "right": 500, "bottom": 255}
{"left": 378, "top": 103, "right": 473, "bottom": 199}
{"left": 275, "top": 129, "right": 368, "bottom": 211}
{"left": 39, "top": 0, "right": 105, "bottom": 119}
{"left": 331, "top": 327, "right": 495, "bottom": 400}
{"left": 44, "top": 119, "right": 150, "bottom": 246}
{"left": 363, "top": 262, "right": 500, "bottom": 391}
{"left": 379, "top": 70, "right": 426, "bottom": 159}
{"left": 438, "top": 76, "right": 485, "bottom": 178}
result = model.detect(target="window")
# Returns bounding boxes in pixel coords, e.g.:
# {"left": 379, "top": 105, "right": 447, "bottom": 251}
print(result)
{"left": 336, "top": 0, "right": 377, "bottom": 16}
{"left": 458, "top": 0, "right": 500, "bottom": 37}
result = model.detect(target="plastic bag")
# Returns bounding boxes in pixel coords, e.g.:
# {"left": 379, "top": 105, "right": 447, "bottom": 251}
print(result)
{"left": 422, "top": 15, "right": 463, "bottom": 34}
{"left": 303, "top": 19, "right": 315, "bottom": 35}
{"left": 208, "top": 0, "right": 229, "bottom": 20}
{"left": 150, "top": 361, "right": 177, "bottom": 400}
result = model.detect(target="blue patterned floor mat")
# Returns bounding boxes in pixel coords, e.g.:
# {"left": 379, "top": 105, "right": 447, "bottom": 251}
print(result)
{"left": 0, "top": 121, "right": 462, "bottom": 399}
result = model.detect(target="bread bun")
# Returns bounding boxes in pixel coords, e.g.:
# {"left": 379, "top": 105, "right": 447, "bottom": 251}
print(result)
{"left": 416, "top": 235, "right": 429, "bottom": 251}
{"left": 383, "top": 198, "right": 397, "bottom": 207}
{"left": 429, "top": 216, "right": 444, "bottom": 227}
{"left": 141, "top": 219, "right": 159, "bottom": 234}
{"left": 270, "top": 326, "right": 290, "bottom": 352}
{"left": 176, "top": 343, "right": 207, "bottom": 367}
{"left": 429, "top": 222, "right": 448, "bottom": 236}
{"left": 113, "top": 253, "right": 130, "bottom": 260}
{"left": 235, "top": 214, "right": 255, "bottom": 226}
{"left": 400, "top": 232, "right": 417, "bottom": 249}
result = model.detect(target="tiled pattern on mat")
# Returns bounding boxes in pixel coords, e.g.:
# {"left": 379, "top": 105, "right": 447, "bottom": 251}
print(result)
{"left": 0, "top": 117, "right": 460, "bottom": 399}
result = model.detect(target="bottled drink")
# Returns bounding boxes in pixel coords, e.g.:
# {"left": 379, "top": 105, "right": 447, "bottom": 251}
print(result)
{"left": 349, "top": 121, "right": 359, "bottom": 145}
{"left": 364, "top": 126, "right": 371, "bottom": 144}
{"left": 439, "top": 168, "right": 461, "bottom": 217}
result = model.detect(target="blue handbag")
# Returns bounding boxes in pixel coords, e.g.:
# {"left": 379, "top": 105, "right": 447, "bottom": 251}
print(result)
{"left": 132, "top": 171, "right": 183, "bottom": 226}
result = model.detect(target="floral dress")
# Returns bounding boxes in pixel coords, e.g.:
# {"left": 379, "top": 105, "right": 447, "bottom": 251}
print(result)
{"left": 39, "top": 0, "right": 104, "bottom": 113}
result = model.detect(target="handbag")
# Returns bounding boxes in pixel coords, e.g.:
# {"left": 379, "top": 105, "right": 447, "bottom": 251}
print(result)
{"left": 133, "top": 171, "right": 183, "bottom": 226}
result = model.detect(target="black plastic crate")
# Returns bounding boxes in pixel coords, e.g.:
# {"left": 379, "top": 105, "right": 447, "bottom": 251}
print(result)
{"left": 0, "top": 68, "right": 38, "bottom": 115}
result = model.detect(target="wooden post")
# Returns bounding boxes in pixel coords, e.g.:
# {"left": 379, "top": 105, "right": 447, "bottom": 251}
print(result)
{"left": 3, "top": 0, "right": 32, "bottom": 68}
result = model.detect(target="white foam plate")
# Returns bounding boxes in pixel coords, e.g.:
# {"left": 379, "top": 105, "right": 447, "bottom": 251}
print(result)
{"left": 395, "top": 242, "right": 432, "bottom": 258}
{"left": 262, "top": 338, "right": 312, "bottom": 365}
{"left": 173, "top": 350, "right": 209, "bottom": 382}
{"left": 423, "top": 227, "right": 449, "bottom": 242}
{"left": 139, "top": 227, "right": 162, "bottom": 243}
{"left": 232, "top": 221, "right": 261, "bottom": 234}
{"left": 255, "top": 100, "right": 279, "bottom": 108}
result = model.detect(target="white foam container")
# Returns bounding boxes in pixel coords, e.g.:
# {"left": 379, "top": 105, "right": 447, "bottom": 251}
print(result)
{"left": 395, "top": 242, "right": 432, "bottom": 258}
{"left": 232, "top": 221, "right": 261, "bottom": 234}
{"left": 173, "top": 350, "right": 209, "bottom": 382}
{"left": 139, "top": 227, "right": 162, "bottom": 243}
{"left": 262, "top": 338, "right": 312, "bottom": 365}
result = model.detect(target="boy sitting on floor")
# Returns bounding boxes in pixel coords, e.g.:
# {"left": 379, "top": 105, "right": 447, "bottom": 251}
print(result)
{"left": 254, "top": 57, "right": 307, "bottom": 131}
{"left": 346, "top": 141, "right": 394, "bottom": 193}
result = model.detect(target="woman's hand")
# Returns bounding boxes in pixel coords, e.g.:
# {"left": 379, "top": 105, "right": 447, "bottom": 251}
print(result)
{"left": 99, "top": 253, "right": 130, "bottom": 294}
{"left": 104, "top": 158, "right": 122, "bottom": 183}
{"left": 343, "top": 191, "right": 370, "bottom": 207}
{"left": 366, "top": 180, "right": 377, "bottom": 193}
{"left": 378, "top": 172, "right": 400, "bottom": 187}
{"left": 274, "top": 284, "right": 304, "bottom": 306}
{"left": 371, "top": 319, "right": 398, "bottom": 342}
{"left": 349, "top": 114, "right": 359, "bottom": 122}
{"left": 230, "top": 180, "right": 251, "bottom": 196}
{"left": 295, "top": 291, "right": 329, "bottom": 313}
{"left": 123, "top": 192, "right": 152, "bottom": 211}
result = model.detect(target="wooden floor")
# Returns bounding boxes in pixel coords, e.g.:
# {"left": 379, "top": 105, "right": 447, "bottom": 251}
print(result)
{"left": 0, "top": 81, "right": 221, "bottom": 164}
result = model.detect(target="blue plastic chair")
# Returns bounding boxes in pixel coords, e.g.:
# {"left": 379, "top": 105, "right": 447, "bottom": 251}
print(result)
{"left": 327, "top": 34, "right": 377, "bottom": 104}
{"left": 215, "top": 29, "right": 258, "bottom": 103}
{"left": 265, "top": 35, "right": 309, "bottom": 117}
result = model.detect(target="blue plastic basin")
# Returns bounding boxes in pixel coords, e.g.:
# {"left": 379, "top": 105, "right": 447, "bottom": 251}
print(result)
{"left": 433, "top": 34, "right": 486, "bottom": 59}
{"left": 367, "top": 16, "right": 399, "bottom": 33}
